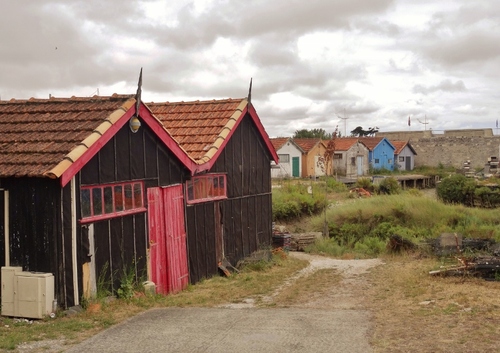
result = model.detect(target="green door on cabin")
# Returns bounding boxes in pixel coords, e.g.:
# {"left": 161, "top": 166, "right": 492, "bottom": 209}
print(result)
{"left": 292, "top": 157, "right": 300, "bottom": 177}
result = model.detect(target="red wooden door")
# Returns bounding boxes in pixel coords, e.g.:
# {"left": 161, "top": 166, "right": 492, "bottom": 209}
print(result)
{"left": 147, "top": 185, "right": 189, "bottom": 294}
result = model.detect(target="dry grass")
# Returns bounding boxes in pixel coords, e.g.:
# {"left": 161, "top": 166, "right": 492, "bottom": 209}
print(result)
{"left": 272, "top": 268, "right": 342, "bottom": 306}
{"left": 365, "top": 254, "right": 500, "bottom": 353}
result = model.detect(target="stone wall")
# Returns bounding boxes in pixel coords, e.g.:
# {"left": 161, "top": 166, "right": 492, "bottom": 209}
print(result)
{"left": 377, "top": 129, "right": 500, "bottom": 169}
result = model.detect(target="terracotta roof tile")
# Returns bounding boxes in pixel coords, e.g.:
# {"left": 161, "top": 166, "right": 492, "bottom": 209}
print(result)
{"left": 333, "top": 138, "right": 360, "bottom": 151}
{"left": 0, "top": 94, "right": 135, "bottom": 178}
{"left": 357, "top": 137, "right": 384, "bottom": 151}
{"left": 391, "top": 140, "right": 416, "bottom": 155}
{"left": 292, "top": 138, "right": 323, "bottom": 153}
{"left": 148, "top": 98, "right": 247, "bottom": 163}
{"left": 270, "top": 137, "right": 289, "bottom": 150}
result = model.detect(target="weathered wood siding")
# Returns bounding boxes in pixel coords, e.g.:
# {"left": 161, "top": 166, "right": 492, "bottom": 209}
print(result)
{"left": 186, "top": 114, "right": 273, "bottom": 283}
{"left": 77, "top": 120, "right": 189, "bottom": 301}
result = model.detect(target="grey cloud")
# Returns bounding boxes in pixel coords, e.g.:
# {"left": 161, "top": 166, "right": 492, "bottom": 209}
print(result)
{"left": 423, "top": 31, "right": 500, "bottom": 66}
{"left": 151, "top": 0, "right": 395, "bottom": 49}
{"left": 413, "top": 79, "right": 466, "bottom": 95}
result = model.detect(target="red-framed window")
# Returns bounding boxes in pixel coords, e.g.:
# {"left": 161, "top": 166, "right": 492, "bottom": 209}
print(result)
{"left": 80, "top": 181, "right": 146, "bottom": 223}
{"left": 186, "top": 174, "right": 227, "bottom": 204}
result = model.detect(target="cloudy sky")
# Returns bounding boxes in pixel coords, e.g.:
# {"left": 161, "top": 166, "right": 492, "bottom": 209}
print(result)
{"left": 1, "top": 0, "right": 499, "bottom": 137}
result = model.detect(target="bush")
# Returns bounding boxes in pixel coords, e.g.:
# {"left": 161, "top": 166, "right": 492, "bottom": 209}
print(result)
{"left": 437, "top": 174, "right": 476, "bottom": 206}
{"left": 325, "top": 177, "right": 348, "bottom": 192}
{"left": 354, "top": 236, "right": 386, "bottom": 256}
{"left": 272, "top": 183, "right": 327, "bottom": 221}
{"left": 355, "top": 177, "right": 374, "bottom": 192}
{"left": 378, "top": 177, "right": 401, "bottom": 195}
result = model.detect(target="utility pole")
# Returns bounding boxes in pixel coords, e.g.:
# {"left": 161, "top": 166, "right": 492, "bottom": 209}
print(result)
{"left": 417, "top": 115, "right": 429, "bottom": 131}
{"left": 336, "top": 109, "right": 349, "bottom": 137}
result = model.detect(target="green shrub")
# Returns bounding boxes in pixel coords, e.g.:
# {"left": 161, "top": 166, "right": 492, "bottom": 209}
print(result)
{"left": 354, "top": 236, "right": 386, "bottom": 256}
{"left": 305, "top": 237, "right": 346, "bottom": 257}
{"left": 437, "top": 174, "right": 476, "bottom": 206}
{"left": 378, "top": 177, "right": 401, "bottom": 195}
{"left": 325, "top": 178, "right": 348, "bottom": 192}
{"left": 272, "top": 183, "right": 327, "bottom": 221}
{"left": 355, "top": 177, "right": 374, "bottom": 192}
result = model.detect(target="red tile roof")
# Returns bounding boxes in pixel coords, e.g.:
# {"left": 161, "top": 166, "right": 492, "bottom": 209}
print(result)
{"left": 391, "top": 140, "right": 417, "bottom": 155}
{"left": 148, "top": 98, "right": 251, "bottom": 164}
{"left": 0, "top": 94, "right": 135, "bottom": 178}
{"left": 0, "top": 95, "right": 278, "bottom": 180}
{"left": 357, "top": 137, "right": 384, "bottom": 151}
{"left": 333, "top": 138, "right": 359, "bottom": 151}
{"left": 293, "top": 138, "right": 324, "bottom": 153}
{"left": 270, "top": 137, "right": 290, "bottom": 151}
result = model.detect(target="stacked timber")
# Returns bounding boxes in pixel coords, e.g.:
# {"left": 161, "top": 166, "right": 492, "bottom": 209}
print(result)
{"left": 272, "top": 232, "right": 291, "bottom": 252}
{"left": 290, "top": 233, "right": 318, "bottom": 251}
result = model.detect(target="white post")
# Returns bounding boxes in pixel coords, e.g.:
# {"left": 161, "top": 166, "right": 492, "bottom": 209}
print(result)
{"left": 3, "top": 190, "right": 9, "bottom": 266}
{"left": 71, "top": 178, "right": 79, "bottom": 305}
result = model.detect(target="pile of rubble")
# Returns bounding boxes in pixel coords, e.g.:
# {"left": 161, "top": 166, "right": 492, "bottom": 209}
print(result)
{"left": 428, "top": 233, "right": 500, "bottom": 280}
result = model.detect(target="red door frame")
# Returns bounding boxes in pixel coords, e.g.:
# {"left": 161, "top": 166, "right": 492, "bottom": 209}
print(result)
{"left": 147, "top": 185, "right": 189, "bottom": 294}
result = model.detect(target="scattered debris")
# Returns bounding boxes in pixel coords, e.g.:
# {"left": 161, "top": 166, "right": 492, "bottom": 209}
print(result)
{"left": 218, "top": 258, "right": 239, "bottom": 277}
{"left": 429, "top": 256, "right": 500, "bottom": 280}
{"left": 419, "top": 300, "right": 435, "bottom": 306}
{"left": 236, "top": 250, "right": 273, "bottom": 269}
{"left": 349, "top": 187, "right": 371, "bottom": 197}
{"left": 386, "top": 234, "right": 417, "bottom": 253}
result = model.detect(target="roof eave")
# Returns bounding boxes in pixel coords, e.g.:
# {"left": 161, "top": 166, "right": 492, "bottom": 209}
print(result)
{"left": 45, "top": 98, "right": 136, "bottom": 185}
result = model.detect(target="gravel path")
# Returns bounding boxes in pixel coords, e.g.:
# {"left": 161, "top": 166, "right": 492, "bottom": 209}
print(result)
{"left": 15, "top": 253, "right": 384, "bottom": 353}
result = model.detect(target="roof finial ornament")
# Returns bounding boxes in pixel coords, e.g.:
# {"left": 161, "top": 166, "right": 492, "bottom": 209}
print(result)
{"left": 135, "top": 67, "right": 143, "bottom": 117}
{"left": 247, "top": 77, "right": 252, "bottom": 105}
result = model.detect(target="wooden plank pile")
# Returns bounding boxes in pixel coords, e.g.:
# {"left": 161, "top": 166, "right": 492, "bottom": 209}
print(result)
{"left": 430, "top": 256, "right": 500, "bottom": 280}
{"left": 428, "top": 233, "right": 500, "bottom": 280}
{"left": 290, "top": 233, "right": 319, "bottom": 251}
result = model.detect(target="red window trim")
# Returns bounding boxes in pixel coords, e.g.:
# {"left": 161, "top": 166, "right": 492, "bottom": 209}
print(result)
{"left": 186, "top": 174, "right": 227, "bottom": 204}
{"left": 79, "top": 181, "right": 145, "bottom": 223}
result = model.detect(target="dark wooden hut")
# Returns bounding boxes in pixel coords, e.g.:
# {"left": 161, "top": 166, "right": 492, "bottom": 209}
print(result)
{"left": 0, "top": 93, "right": 278, "bottom": 310}
{"left": 149, "top": 98, "right": 278, "bottom": 283}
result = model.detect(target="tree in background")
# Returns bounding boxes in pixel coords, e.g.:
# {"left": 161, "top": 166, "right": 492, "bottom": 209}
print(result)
{"left": 350, "top": 126, "right": 378, "bottom": 137}
{"left": 293, "top": 128, "right": 332, "bottom": 139}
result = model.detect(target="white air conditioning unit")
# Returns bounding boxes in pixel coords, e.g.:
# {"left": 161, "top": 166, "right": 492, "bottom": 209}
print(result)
{"left": 1, "top": 267, "right": 55, "bottom": 319}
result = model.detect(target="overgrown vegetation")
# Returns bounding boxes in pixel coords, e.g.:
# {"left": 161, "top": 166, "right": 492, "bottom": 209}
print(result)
{"left": 437, "top": 174, "right": 500, "bottom": 207}
{"left": 272, "top": 182, "right": 328, "bottom": 220}
{"left": 305, "top": 192, "right": 500, "bottom": 258}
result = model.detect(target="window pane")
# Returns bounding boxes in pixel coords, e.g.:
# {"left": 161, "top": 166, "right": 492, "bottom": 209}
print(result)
{"left": 124, "top": 184, "right": 133, "bottom": 210}
{"left": 92, "top": 188, "right": 103, "bottom": 216}
{"left": 219, "top": 176, "right": 225, "bottom": 196}
{"left": 187, "top": 181, "right": 194, "bottom": 200}
{"left": 278, "top": 154, "right": 290, "bottom": 163}
{"left": 81, "top": 189, "right": 91, "bottom": 217}
{"left": 104, "top": 187, "right": 113, "bottom": 214}
{"left": 194, "top": 178, "right": 206, "bottom": 199}
{"left": 206, "top": 177, "right": 214, "bottom": 197}
{"left": 133, "top": 183, "right": 143, "bottom": 208}
{"left": 114, "top": 185, "right": 124, "bottom": 211}
{"left": 213, "top": 177, "right": 219, "bottom": 197}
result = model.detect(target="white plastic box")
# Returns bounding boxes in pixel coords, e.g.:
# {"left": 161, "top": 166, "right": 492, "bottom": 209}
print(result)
{"left": 1, "top": 267, "right": 55, "bottom": 319}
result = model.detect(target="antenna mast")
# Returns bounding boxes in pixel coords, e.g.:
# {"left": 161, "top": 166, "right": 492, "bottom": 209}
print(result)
{"left": 336, "top": 108, "right": 349, "bottom": 136}
{"left": 417, "top": 115, "right": 429, "bottom": 131}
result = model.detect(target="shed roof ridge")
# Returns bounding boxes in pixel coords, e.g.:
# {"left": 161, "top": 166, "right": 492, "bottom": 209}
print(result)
{"left": 197, "top": 100, "right": 247, "bottom": 164}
